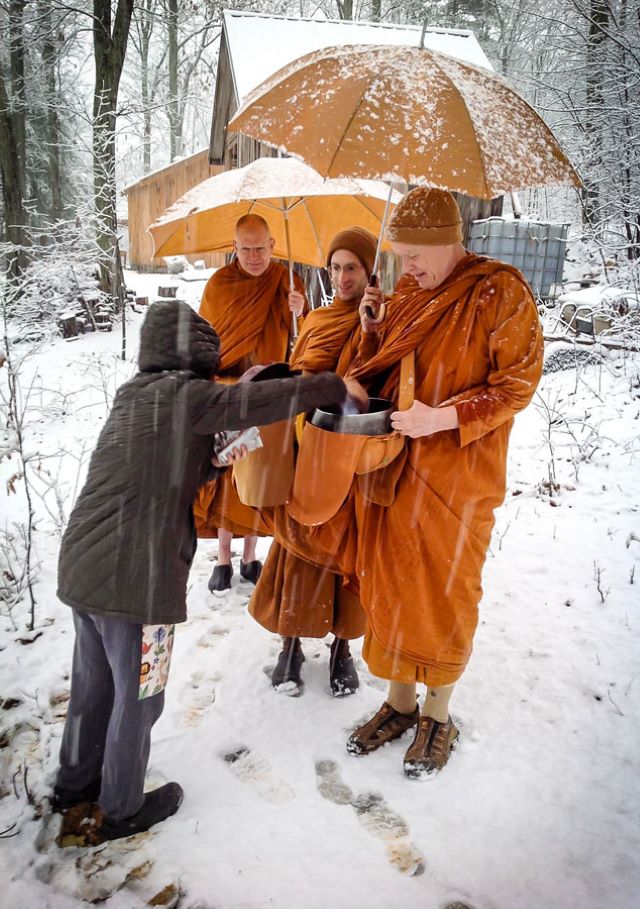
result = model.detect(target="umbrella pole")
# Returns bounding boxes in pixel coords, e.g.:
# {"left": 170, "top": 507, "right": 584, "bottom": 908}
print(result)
{"left": 371, "top": 181, "right": 395, "bottom": 285}
{"left": 283, "top": 209, "right": 298, "bottom": 339}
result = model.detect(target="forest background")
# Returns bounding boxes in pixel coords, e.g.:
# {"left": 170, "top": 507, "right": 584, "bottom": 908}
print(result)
{"left": 0, "top": 0, "right": 639, "bottom": 320}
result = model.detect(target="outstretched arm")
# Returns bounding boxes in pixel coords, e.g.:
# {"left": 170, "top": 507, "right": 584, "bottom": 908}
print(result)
{"left": 190, "top": 372, "right": 347, "bottom": 435}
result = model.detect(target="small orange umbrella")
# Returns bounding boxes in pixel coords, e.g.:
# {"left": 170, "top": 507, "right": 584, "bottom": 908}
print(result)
{"left": 148, "top": 156, "right": 400, "bottom": 267}
{"left": 228, "top": 44, "right": 581, "bottom": 199}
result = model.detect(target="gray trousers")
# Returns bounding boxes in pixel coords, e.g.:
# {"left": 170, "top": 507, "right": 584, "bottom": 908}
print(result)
{"left": 56, "top": 609, "right": 165, "bottom": 821}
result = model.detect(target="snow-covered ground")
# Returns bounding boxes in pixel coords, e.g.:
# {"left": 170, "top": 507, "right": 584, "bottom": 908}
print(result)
{"left": 1, "top": 269, "right": 639, "bottom": 909}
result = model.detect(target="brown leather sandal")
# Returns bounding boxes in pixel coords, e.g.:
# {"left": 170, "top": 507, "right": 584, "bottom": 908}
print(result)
{"left": 347, "top": 701, "right": 419, "bottom": 755}
{"left": 403, "top": 715, "right": 459, "bottom": 778}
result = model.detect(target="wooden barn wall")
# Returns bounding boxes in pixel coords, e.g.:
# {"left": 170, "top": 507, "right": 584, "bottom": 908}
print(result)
{"left": 125, "top": 150, "right": 227, "bottom": 272}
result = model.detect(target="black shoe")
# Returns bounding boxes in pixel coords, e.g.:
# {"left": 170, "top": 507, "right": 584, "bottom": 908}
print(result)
{"left": 240, "top": 559, "right": 262, "bottom": 584}
{"left": 271, "top": 637, "right": 305, "bottom": 694}
{"left": 208, "top": 563, "right": 233, "bottom": 593}
{"left": 100, "top": 782, "right": 184, "bottom": 841}
{"left": 329, "top": 637, "right": 360, "bottom": 697}
{"left": 51, "top": 778, "right": 101, "bottom": 813}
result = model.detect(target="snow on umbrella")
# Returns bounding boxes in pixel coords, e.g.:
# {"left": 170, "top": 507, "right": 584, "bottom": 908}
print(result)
{"left": 148, "top": 156, "right": 401, "bottom": 267}
{"left": 227, "top": 44, "right": 581, "bottom": 199}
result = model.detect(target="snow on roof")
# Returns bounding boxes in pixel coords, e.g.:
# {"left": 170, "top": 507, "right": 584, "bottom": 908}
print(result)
{"left": 223, "top": 9, "right": 493, "bottom": 102}
{"left": 122, "top": 148, "right": 209, "bottom": 193}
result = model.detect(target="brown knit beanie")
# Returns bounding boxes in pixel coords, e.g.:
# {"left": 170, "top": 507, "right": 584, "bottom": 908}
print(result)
{"left": 326, "top": 227, "right": 377, "bottom": 277}
{"left": 387, "top": 187, "right": 463, "bottom": 245}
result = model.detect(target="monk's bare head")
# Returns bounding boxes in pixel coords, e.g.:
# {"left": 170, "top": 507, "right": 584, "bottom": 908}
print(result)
{"left": 233, "top": 214, "right": 275, "bottom": 277}
{"left": 388, "top": 188, "right": 465, "bottom": 290}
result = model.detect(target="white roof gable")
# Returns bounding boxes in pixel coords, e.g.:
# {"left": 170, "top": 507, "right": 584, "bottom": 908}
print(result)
{"left": 223, "top": 10, "right": 493, "bottom": 102}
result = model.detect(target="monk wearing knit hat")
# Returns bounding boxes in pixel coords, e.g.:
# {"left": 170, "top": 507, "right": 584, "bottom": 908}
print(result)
{"left": 270, "top": 187, "right": 544, "bottom": 776}
{"left": 249, "top": 227, "right": 377, "bottom": 697}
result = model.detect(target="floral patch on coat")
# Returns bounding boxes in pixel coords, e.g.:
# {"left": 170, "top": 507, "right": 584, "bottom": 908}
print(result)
{"left": 139, "top": 624, "right": 175, "bottom": 700}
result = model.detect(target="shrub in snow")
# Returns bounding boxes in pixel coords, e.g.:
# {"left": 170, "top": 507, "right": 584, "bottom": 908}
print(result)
{"left": 1, "top": 223, "right": 113, "bottom": 342}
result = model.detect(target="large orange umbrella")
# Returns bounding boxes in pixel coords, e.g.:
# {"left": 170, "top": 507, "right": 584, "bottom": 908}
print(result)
{"left": 228, "top": 44, "right": 581, "bottom": 199}
{"left": 148, "top": 156, "right": 400, "bottom": 267}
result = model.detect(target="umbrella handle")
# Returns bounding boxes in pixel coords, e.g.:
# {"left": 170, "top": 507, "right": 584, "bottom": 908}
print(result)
{"left": 365, "top": 272, "right": 379, "bottom": 321}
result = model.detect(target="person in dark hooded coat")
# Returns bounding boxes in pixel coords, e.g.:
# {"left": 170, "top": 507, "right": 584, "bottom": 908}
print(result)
{"left": 52, "top": 300, "right": 363, "bottom": 845}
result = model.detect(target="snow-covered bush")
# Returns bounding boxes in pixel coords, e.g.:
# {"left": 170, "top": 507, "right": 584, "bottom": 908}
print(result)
{"left": 1, "top": 221, "right": 113, "bottom": 343}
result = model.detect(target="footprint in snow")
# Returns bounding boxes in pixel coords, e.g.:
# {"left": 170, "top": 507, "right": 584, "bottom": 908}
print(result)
{"left": 315, "top": 759, "right": 425, "bottom": 877}
{"left": 196, "top": 625, "right": 229, "bottom": 649}
{"left": 180, "top": 672, "right": 216, "bottom": 727}
{"left": 35, "top": 831, "right": 155, "bottom": 902}
{"left": 222, "top": 747, "right": 295, "bottom": 805}
{"left": 315, "top": 759, "right": 353, "bottom": 805}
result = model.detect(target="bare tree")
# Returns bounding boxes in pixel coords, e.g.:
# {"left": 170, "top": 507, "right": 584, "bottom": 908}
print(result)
{"left": 92, "top": 0, "right": 134, "bottom": 305}
{"left": 0, "top": 69, "right": 29, "bottom": 279}
{"left": 35, "top": 0, "right": 64, "bottom": 221}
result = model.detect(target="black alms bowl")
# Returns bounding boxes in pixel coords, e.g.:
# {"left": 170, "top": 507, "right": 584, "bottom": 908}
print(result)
{"left": 309, "top": 397, "right": 393, "bottom": 436}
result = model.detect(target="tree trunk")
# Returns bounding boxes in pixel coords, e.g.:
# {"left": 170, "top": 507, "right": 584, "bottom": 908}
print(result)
{"left": 9, "top": 0, "right": 27, "bottom": 204}
{"left": 38, "top": 1, "right": 64, "bottom": 220}
{"left": 167, "top": 0, "right": 181, "bottom": 159}
{"left": 93, "top": 0, "right": 134, "bottom": 307}
{"left": 133, "top": 0, "right": 154, "bottom": 173}
{"left": 583, "top": 0, "right": 609, "bottom": 225}
{"left": 141, "top": 42, "right": 151, "bottom": 173}
{"left": 0, "top": 70, "right": 29, "bottom": 280}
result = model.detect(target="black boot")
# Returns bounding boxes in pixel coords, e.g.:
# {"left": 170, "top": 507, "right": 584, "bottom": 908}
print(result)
{"left": 329, "top": 637, "right": 359, "bottom": 697}
{"left": 271, "top": 637, "right": 305, "bottom": 695}
{"left": 208, "top": 563, "right": 232, "bottom": 593}
{"left": 51, "top": 777, "right": 102, "bottom": 814}
{"left": 100, "top": 782, "right": 184, "bottom": 841}
{"left": 240, "top": 559, "right": 262, "bottom": 584}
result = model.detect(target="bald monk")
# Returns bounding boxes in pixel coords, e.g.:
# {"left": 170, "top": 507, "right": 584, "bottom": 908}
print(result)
{"left": 274, "top": 188, "right": 544, "bottom": 777}
{"left": 249, "top": 227, "right": 377, "bottom": 697}
{"left": 194, "top": 214, "right": 306, "bottom": 592}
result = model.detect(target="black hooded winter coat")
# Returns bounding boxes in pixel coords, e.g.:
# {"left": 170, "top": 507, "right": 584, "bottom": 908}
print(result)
{"left": 57, "top": 301, "right": 347, "bottom": 625}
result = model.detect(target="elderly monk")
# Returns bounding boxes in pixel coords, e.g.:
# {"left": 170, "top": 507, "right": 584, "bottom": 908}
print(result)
{"left": 273, "top": 188, "right": 544, "bottom": 778}
{"left": 249, "top": 227, "right": 377, "bottom": 697}
{"left": 194, "top": 213, "right": 306, "bottom": 593}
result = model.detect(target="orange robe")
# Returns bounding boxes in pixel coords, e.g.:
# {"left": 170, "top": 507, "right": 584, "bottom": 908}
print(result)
{"left": 194, "top": 260, "right": 306, "bottom": 538}
{"left": 289, "top": 295, "right": 363, "bottom": 372}
{"left": 273, "top": 254, "right": 544, "bottom": 685}
{"left": 248, "top": 296, "right": 366, "bottom": 640}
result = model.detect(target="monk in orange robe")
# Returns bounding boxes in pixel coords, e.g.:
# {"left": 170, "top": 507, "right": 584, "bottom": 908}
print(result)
{"left": 194, "top": 213, "right": 306, "bottom": 593}
{"left": 273, "top": 189, "right": 544, "bottom": 778}
{"left": 249, "top": 227, "right": 377, "bottom": 697}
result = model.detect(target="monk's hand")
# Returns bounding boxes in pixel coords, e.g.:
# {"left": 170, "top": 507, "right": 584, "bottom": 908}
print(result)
{"left": 288, "top": 289, "right": 305, "bottom": 317}
{"left": 391, "top": 401, "right": 459, "bottom": 438}
{"left": 344, "top": 378, "right": 369, "bottom": 414}
{"left": 211, "top": 443, "right": 249, "bottom": 468}
{"left": 359, "top": 284, "right": 386, "bottom": 333}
